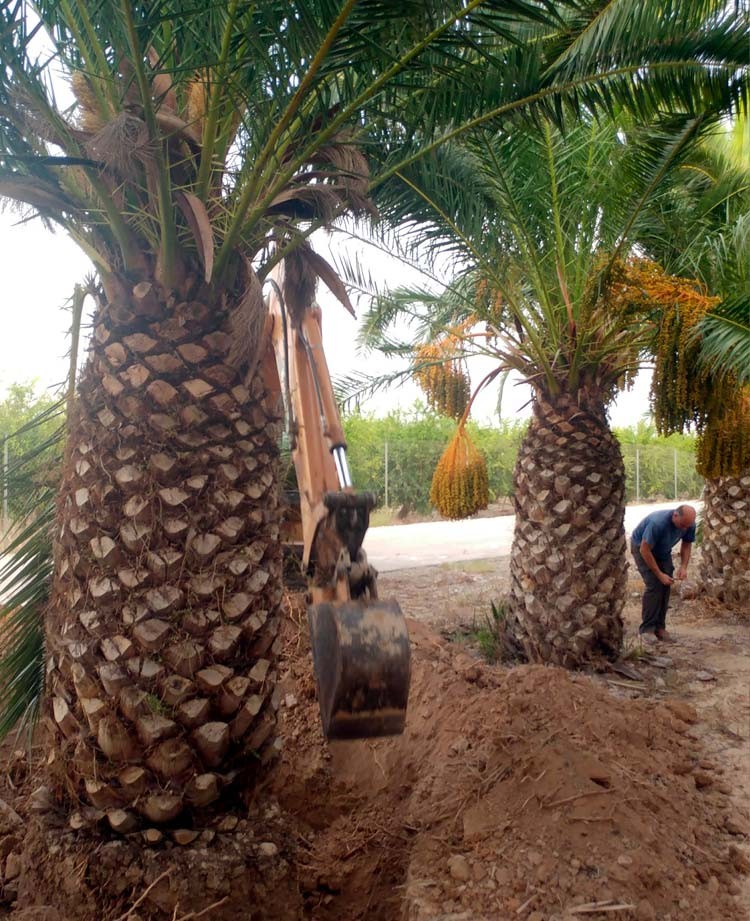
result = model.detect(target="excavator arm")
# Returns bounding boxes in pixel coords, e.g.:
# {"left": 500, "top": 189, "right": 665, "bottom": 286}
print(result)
{"left": 263, "top": 268, "right": 410, "bottom": 739}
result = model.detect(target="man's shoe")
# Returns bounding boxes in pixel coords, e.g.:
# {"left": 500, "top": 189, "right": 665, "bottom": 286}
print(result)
{"left": 640, "top": 631, "right": 658, "bottom": 645}
{"left": 655, "top": 629, "right": 675, "bottom": 643}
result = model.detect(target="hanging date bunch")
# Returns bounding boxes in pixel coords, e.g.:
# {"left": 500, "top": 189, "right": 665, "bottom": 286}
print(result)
{"left": 611, "top": 259, "right": 722, "bottom": 432}
{"left": 429, "top": 422, "right": 489, "bottom": 520}
{"left": 697, "top": 388, "right": 750, "bottom": 479}
{"left": 414, "top": 340, "right": 471, "bottom": 420}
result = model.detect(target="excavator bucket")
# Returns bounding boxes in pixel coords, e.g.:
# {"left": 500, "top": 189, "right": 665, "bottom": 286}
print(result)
{"left": 308, "top": 600, "right": 411, "bottom": 740}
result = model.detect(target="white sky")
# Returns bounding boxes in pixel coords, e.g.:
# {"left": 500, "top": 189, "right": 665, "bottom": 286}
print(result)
{"left": 0, "top": 210, "right": 652, "bottom": 428}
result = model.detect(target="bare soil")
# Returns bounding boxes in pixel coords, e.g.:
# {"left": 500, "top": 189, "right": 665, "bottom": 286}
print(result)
{"left": 0, "top": 558, "right": 748, "bottom": 921}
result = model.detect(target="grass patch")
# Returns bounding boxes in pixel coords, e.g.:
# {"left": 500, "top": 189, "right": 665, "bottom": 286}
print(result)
{"left": 621, "top": 638, "right": 651, "bottom": 662}
{"left": 146, "top": 693, "right": 170, "bottom": 716}
{"left": 468, "top": 599, "right": 509, "bottom": 663}
{"left": 439, "top": 559, "right": 497, "bottom": 574}
{"left": 369, "top": 508, "right": 396, "bottom": 528}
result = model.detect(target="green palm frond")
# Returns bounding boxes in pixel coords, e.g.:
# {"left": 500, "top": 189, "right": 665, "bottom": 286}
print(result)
{"left": 1, "top": 0, "right": 747, "bottom": 294}
{"left": 333, "top": 366, "right": 420, "bottom": 412}
{"left": 0, "top": 402, "right": 64, "bottom": 742}
{"left": 644, "top": 123, "right": 749, "bottom": 385}
{"left": 365, "top": 112, "right": 719, "bottom": 403}
{"left": 0, "top": 275, "right": 88, "bottom": 743}
{"left": 693, "top": 212, "right": 750, "bottom": 383}
{"left": 698, "top": 307, "right": 750, "bottom": 383}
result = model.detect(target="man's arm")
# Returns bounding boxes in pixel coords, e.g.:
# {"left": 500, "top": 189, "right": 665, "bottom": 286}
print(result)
{"left": 677, "top": 541, "right": 692, "bottom": 581}
{"left": 640, "top": 540, "right": 675, "bottom": 586}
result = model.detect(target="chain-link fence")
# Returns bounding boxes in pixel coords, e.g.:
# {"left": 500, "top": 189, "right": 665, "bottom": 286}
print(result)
{"left": 619, "top": 443, "right": 703, "bottom": 504}
{"left": 346, "top": 439, "right": 703, "bottom": 512}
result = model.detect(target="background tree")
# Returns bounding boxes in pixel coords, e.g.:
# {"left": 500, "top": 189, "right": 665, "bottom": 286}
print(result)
{"left": 643, "top": 109, "right": 750, "bottom": 604}
{"left": 358, "top": 110, "right": 740, "bottom": 667}
{"left": 652, "top": 220, "right": 750, "bottom": 604}
{"left": 0, "top": 382, "right": 61, "bottom": 522}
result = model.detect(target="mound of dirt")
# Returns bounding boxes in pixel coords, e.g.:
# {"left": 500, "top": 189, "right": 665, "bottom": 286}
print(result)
{"left": 272, "top": 614, "right": 747, "bottom": 920}
{"left": 1, "top": 607, "right": 746, "bottom": 920}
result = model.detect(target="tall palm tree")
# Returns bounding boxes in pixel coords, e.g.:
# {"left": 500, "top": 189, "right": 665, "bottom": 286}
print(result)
{"left": 644, "top": 111, "right": 750, "bottom": 605}
{"left": 654, "top": 223, "right": 750, "bottom": 605}
{"left": 359, "top": 113, "right": 740, "bottom": 667}
{"left": 0, "top": 0, "right": 746, "bottom": 846}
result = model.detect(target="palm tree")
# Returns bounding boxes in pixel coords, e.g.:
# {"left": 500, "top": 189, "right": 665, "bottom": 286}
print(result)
{"left": 358, "top": 113, "right": 739, "bottom": 667}
{"left": 654, "top": 225, "right": 750, "bottom": 605}
{"left": 0, "top": 0, "right": 746, "bottom": 855}
{"left": 643, "top": 110, "right": 750, "bottom": 605}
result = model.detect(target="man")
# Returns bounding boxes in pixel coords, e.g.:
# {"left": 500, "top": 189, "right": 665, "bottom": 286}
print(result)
{"left": 631, "top": 505, "right": 697, "bottom": 642}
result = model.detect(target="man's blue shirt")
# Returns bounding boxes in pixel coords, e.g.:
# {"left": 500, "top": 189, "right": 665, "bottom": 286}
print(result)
{"left": 632, "top": 509, "right": 696, "bottom": 560}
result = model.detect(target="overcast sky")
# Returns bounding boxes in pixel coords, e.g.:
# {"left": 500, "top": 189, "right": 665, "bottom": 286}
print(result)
{"left": 0, "top": 209, "right": 652, "bottom": 428}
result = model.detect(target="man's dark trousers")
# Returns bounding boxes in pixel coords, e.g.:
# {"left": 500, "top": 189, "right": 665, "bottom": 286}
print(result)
{"left": 631, "top": 542, "right": 674, "bottom": 634}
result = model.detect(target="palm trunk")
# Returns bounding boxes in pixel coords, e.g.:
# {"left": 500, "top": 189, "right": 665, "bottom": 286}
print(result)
{"left": 700, "top": 472, "right": 750, "bottom": 605}
{"left": 45, "top": 283, "right": 283, "bottom": 832}
{"left": 507, "top": 391, "right": 627, "bottom": 667}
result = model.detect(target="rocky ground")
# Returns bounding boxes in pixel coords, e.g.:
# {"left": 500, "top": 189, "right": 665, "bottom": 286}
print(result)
{"left": 0, "top": 557, "right": 748, "bottom": 920}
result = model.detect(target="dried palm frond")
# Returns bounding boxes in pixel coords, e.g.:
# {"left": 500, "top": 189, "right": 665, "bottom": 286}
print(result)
{"left": 282, "top": 244, "right": 319, "bottom": 325}
{"left": 269, "top": 184, "right": 343, "bottom": 224}
{"left": 147, "top": 47, "right": 178, "bottom": 114}
{"left": 86, "top": 112, "right": 154, "bottom": 180}
{"left": 175, "top": 190, "right": 215, "bottom": 281}
{"left": 186, "top": 76, "right": 209, "bottom": 135}
{"left": 299, "top": 246, "right": 355, "bottom": 316}
{"left": 308, "top": 131, "right": 376, "bottom": 218}
{"left": 227, "top": 258, "right": 266, "bottom": 374}
{"left": 0, "top": 177, "right": 77, "bottom": 214}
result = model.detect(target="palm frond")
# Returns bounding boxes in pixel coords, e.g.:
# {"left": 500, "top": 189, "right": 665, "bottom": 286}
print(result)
{"left": 0, "top": 402, "right": 64, "bottom": 742}
{"left": 2, "top": 0, "right": 747, "bottom": 293}
{"left": 698, "top": 307, "right": 750, "bottom": 383}
{"left": 334, "top": 366, "right": 419, "bottom": 412}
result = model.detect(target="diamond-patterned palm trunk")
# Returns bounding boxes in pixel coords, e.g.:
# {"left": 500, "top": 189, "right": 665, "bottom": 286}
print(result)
{"left": 700, "top": 472, "right": 750, "bottom": 605}
{"left": 45, "top": 284, "right": 284, "bottom": 833}
{"left": 507, "top": 391, "right": 627, "bottom": 667}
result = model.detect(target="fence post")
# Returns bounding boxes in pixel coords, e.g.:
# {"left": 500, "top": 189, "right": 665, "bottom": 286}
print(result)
{"left": 384, "top": 441, "right": 389, "bottom": 509}
{"left": 674, "top": 448, "right": 678, "bottom": 500}
{"left": 635, "top": 446, "right": 640, "bottom": 501}
{"left": 2, "top": 437, "right": 8, "bottom": 525}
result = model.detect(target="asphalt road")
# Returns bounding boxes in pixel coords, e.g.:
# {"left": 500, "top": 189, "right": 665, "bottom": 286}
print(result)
{"left": 364, "top": 500, "right": 702, "bottom": 573}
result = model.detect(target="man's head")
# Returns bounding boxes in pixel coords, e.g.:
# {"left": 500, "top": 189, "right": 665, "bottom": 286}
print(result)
{"left": 672, "top": 504, "right": 697, "bottom": 529}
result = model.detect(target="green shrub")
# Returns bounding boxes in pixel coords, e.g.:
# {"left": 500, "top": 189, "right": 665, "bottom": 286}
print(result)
{"left": 342, "top": 407, "right": 703, "bottom": 513}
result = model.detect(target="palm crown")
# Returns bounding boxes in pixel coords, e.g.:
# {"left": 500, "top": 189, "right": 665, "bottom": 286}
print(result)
{"left": 1, "top": 0, "right": 747, "bottom": 293}
{"left": 360, "top": 114, "right": 726, "bottom": 409}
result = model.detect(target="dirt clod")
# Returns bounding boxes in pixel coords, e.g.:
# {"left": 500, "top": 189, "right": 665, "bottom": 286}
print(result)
{"left": 447, "top": 855, "right": 471, "bottom": 882}
{"left": 725, "top": 815, "right": 750, "bottom": 837}
{"left": 4, "top": 853, "right": 21, "bottom": 881}
{"left": 693, "top": 771, "right": 714, "bottom": 789}
{"left": 666, "top": 700, "right": 698, "bottom": 724}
